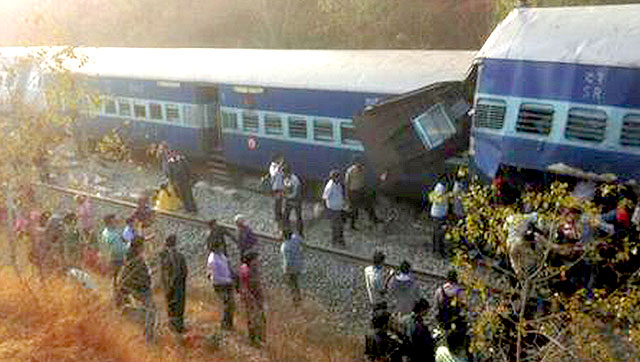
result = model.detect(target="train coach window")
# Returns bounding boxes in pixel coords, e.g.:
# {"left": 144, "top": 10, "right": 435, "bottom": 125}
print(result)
{"left": 149, "top": 103, "right": 163, "bottom": 120}
{"left": 118, "top": 100, "right": 131, "bottom": 117}
{"left": 134, "top": 104, "right": 146, "bottom": 119}
{"left": 565, "top": 108, "right": 607, "bottom": 143}
{"left": 166, "top": 104, "right": 181, "bottom": 122}
{"left": 340, "top": 123, "right": 361, "bottom": 146}
{"left": 265, "top": 114, "right": 283, "bottom": 135}
{"left": 474, "top": 98, "right": 506, "bottom": 130}
{"left": 288, "top": 117, "right": 307, "bottom": 139}
{"left": 314, "top": 119, "right": 334, "bottom": 142}
{"left": 222, "top": 110, "right": 237, "bottom": 129}
{"left": 242, "top": 111, "right": 259, "bottom": 133}
{"left": 412, "top": 103, "right": 456, "bottom": 149}
{"left": 517, "top": 103, "right": 553, "bottom": 136}
{"left": 620, "top": 114, "right": 640, "bottom": 147}
{"left": 102, "top": 98, "right": 116, "bottom": 115}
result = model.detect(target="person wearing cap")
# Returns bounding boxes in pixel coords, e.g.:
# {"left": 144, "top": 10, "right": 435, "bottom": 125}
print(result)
{"left": 235, "top": 214, "right": 259, "bottom": 259}
{"left": 159, "top": 234, "right": 188, "bottom": 334}
{"left": 206, "top": 218, "right": 236, "bottom": 257}
{"left": 322, "top": 170, "right": 345, "bottom": 247}
{"left": 283, "top": 165, "right": 304, "bottom": 237}
{"left": 100, "top": 214, "right": 127, "bottom": 289}
{"left": 345, "top": 157, "right": 379, "bottom": 230}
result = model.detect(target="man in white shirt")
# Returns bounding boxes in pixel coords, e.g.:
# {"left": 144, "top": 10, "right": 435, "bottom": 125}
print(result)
{"left": 283, "top": 166, "right": 304, "bottom": 236}
{"left": 322, "top": 170, "right": 345, "bottom": 247}
{"left": 268, "top": 154, "right": 285, "bottom": 226}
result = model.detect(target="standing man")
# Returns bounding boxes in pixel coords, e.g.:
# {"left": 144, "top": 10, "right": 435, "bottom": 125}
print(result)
{"left": 122, "top": 217, "right": 137, "bottom": 249}
{"left": 267, "top": 153, "right": 285, "bottom": 227}
{"left": 116, "top": 236, "right": 156, "bottom": 344}
{"left": 322, "top": 170, "right": 345, "bottom": 248}
{"left": 434, "top": 270, "right": 469, "bottom": 357}
{"left": 345, "top": 157, "right": 379, "bottom": 230}
{"left": 398, "top": 299, "right": 436, "bottom": 362}
{"left": 283, "top": 166, "right": 304, "bottom": 237}
{"left": 76, "top": 195, "right": 95, "bottom": 244}
{"left": 100, "top": 214, "right": 127, "bottom": 289}
{"left": 159, "top": 234, "right": 188, "bottom": 334}
{"left": 235, "top": 214, "right": 259, "bottom": 260}
{"left": 239, "top": 252, "right": 266, "bottom": 347}
{"left": 171, "top": 154, "right": 197, "bottom": 214}
{"left": 206, "top": 218, "right": 236, "bottom": 257}
{"left": 364, "top": 251, "right": 392, "bottom": 310}
{"left": 281, "top": 229, "right": 304, "bottom": 306}
{"left": 207, "top": 239, "right": 236, "bottom": 330}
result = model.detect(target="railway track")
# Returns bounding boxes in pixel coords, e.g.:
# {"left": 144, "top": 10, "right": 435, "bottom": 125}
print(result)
{"left": 36, "top": 182, "right": 446, "bottom": 333}
{"left": 38, "top": 183, "right": 446, "bottom": 283}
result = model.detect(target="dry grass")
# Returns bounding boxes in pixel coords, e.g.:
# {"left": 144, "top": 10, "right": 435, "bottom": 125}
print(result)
{"left": 0, "top": 236, "right": 364, "bottom": 361}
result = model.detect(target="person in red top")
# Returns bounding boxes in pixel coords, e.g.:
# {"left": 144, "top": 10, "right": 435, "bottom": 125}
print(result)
{"left": 238, "top": 252, "right": 266, "bottom": 347}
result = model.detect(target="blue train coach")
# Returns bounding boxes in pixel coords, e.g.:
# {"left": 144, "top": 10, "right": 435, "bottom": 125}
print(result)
{"left": 471, "top": 4, "right": 640, "bottom": 182}
{"left": 2, "top": 47, "right": 475, "bottom": 186}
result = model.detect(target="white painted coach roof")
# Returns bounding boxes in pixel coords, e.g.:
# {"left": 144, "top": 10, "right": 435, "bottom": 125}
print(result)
{"left": 1, "top": 47, "right": 476, "bottom": 94}
{"left": 476, "top": 4, "right": 640, "bottom": 68}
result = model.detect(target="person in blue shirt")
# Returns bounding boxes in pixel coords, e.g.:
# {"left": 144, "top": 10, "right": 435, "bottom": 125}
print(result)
{"left": 122, "top": 217, "right": 136, "bottom": 249}
{"left": 100, "top": 214, "right": 127, "bottom": 289}
{"left": 281, "top": 229, "right": 304, "bottom": 305}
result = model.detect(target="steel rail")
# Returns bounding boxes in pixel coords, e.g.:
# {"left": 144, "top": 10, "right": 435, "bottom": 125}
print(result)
{"left": 36, "top": 183, "right": 446, "bottom": 282}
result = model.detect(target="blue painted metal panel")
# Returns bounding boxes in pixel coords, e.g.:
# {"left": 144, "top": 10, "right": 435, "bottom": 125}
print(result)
{"left": 218, "top": 85, "right": 389, "bottom": 119}
{"left": 472, "top": 130, "right": 640, "bottom": 180}
{"left": 477, "top": 59, "right": 640, "bottom": 109}
{"left": 85, "top": 77, "right": 215, "bottom": 103}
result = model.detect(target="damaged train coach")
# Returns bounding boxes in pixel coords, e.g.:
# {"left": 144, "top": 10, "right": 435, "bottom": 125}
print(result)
{"left": 354, "top": 52, "right": 475, "bottom": 199}
{"left": 470, "top": 4, "right": 640, "bottom": 183}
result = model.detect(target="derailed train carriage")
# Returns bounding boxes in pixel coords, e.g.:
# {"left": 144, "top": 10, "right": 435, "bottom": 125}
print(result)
{"left": 470, "top": 4, "right": 640, "bottom": 184}
{"left": 0, "top": 47, "right": 475, "bottom": 197}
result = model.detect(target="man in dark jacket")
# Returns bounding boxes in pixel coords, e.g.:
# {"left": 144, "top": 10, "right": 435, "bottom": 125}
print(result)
{"left": 235, "top": 214, "right": 259, "bottom": 259}
{"left": 399, "top": 298, "right": 436, "bottom": 362}
{"left": 117, "top": 236, "right": 155, "bottom": 343}
{"left": 169, "top": 153, "right": 198, "bottom": 213}
{"left": 159, "top": 234, "right": 188, "bottom": 334}
{"left": 364, "top": 305, "right": 403, "bottom": 362}
{"left": 206, "top": 218, "right": 236, "bottom": 256}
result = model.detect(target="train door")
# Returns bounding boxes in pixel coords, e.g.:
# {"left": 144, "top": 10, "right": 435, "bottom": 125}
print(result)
{"left": 201, "top": 87, "right": 221, "bottom": 152}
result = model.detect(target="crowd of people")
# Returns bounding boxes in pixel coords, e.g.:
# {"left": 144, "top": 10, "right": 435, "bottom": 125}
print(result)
{"left": 362, "top": 250, "right": 468, "bottom": 362}
{"left": 264, "top": 152, "right": 381, "bottom": 248}
{"left": 8, "top": 186, "right": 307, "bottom": 348}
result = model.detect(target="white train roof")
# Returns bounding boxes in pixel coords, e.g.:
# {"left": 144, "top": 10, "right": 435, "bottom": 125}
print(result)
{"left": 476, "top": 4, "right": 640, "bottom": 69}
{"left": 0, "top": 47, "right": 476, "bottom": 94}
